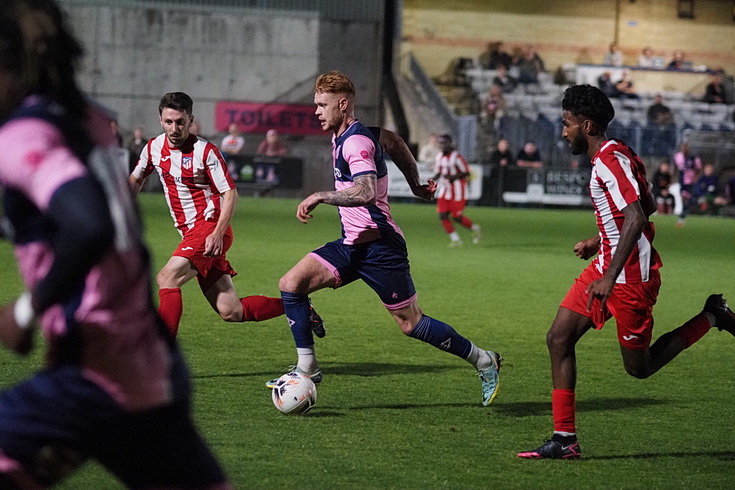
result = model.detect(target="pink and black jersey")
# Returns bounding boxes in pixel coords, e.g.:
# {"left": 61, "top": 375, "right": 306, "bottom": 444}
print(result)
{"left": 0, "top": 96, "right": 174, "bottom": 410}
{"left": 133, "top": 133, "right": 235, "bottom": 235}
{"left": 332, "top": 122, "right": 403, "bottom": 245}
{"left": 590, "top": 139, "right": 662, "bottom": 284}
{"left": 434, "top": 150, "right": 469, "bottom": 202}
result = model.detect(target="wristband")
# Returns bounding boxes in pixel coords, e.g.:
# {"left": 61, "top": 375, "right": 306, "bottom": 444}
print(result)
{"left": 13, "top": 292, "right": 36, "bottom": 330}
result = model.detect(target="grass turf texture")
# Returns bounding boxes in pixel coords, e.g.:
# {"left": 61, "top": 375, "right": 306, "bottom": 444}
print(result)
{"left": 1, "top": 194, "right": 733, "bottom": 489}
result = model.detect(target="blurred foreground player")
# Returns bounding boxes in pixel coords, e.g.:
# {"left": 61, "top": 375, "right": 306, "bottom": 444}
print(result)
{"left": 266, "top": 71, "right": 502, "bottom": 406}
{"left": 0, "top": 1, "right": 231, "bottom": 487}
{"left": 130, "top": 92, "right": 323, "bottom": 338}
{"left": 518, "top": 85, "right": 735, "bottom": 460}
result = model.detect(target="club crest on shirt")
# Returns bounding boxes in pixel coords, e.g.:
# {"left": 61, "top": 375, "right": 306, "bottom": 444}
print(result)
{"left": 360, "top": 150, "right": 369, "bottom": 159}
{"left": 334, "top": 168, "right": 342, "bottom": 179}
{"left": 182, "top": 156, "right": 193, "bottom": 169}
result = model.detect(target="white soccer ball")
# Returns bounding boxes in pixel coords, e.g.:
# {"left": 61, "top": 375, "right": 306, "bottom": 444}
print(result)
{"left": 271, "top": 372, "right": 317, "bottom": 415}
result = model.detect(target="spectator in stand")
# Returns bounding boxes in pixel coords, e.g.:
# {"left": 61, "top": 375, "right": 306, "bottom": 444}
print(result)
{"left": 603, "top": 42, "right": 624, "bottom": 67}
{"left": 667, "top": 50, "right": 687, "bottom": 70}
{"left": 516, "top": 141, "right": 543, "bottom": 168}
{"left": 647, "top": 94, "right": 675, "bottom": 125}
{"left": 189, "top": 119, "right": 202, "bottom": 137}
{"left": 614, "top": 70, "right": 639, "bottom": 99}
{"left": 481, "top": 83, "right": 506, "bottom": 132}
{"left": 638, "top": 46, "right": 656, "bottom": 68}
{"left": 673, "top": 142, "right": 703, "bottom": 226}
{"left": 220, "top": 123, "right": 245, "bottom": 157}
{"left": 516, "top": 45, "right": 545, "bottom": 84}
{"left": 652, "top": 161, "right": 674, "bottom": 214}
{"left": 489, "top": 138, "right": 514, "bottom": 167}
{"left": 693, "top": 163, "right": 727, "bottom": 214}
{"left": 704, "top": 71, "right": 729, "bottom": 104}
{"left": 256, "top": 129, "right": 288, "bottom": 156}
{"left": 478, "top": 41, "right": 512, "bottom": 70}
{"left": 492, "top": 64, "right": 518, "bottom": 94}
{"left": 127, "top": 126, "right": 148, "bottom": 173}
{"left": 597, "top": 71, "right": 618, "bottom": 98}
{"left": 419, "top": 133, "right": 441, "bottom": 164}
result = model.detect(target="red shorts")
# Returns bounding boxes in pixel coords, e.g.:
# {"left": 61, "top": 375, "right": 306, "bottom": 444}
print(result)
{"left": 173, "top": 221, "right": 237, "bottom": 292}
{"left": 437, "top": 197, "right": 466, "bottom": 217}
{"left": 560, "top": 263, "right": 660, "bottom": 350}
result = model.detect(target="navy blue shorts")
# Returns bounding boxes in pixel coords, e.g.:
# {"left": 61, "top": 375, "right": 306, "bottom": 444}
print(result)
{"left": 311, "top": 232, "right": 417, "bottom": 309}
{"left": 0, "top": 351, "right": 227, "bottom": 488}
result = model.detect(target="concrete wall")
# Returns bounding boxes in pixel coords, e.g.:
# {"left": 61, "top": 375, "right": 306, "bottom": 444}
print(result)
{"left": 402, "top": 0, "right": 735, "bottom": 78}
{"left": 58, "top": 1, "right": 385, "bottom": 196}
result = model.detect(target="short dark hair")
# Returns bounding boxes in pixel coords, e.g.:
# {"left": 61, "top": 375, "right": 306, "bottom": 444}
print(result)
{"left": 562, "top": 84, "right": 615, "bottom": 131}
{"left": 159, "top": 92, "right": 193, "bottom": 115}
{"left": 438, "top": 133, "right": 452, "bottom": 143}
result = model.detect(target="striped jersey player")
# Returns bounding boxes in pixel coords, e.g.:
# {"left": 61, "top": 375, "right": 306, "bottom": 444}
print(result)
{"left": 431, "top": 134, "right": 481, "bottom": 246}
{"left": 129, "top": 92, "right": 293, "bottom": 337}
{"left": 518, "top": 84, "right": 735, "bottom": 460}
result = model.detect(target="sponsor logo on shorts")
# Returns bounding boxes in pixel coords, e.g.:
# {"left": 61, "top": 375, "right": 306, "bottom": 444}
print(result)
{"left": 622, "top": 334, "right": 639, "bottom": 341}
{"left": 181, "top": 246, "right": 194, "bottom": 251}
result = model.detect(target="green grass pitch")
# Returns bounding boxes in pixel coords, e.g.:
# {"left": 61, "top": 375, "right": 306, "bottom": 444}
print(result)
{"left": 1, "top": 194, "right": 733, "bottom": 489}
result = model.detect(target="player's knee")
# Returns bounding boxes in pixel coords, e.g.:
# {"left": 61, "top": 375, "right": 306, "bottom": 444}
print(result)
{"left": 623, "top": 362, "right": 652, "bottom": 379}
{"left": 218, "top": 305, "right": 242, "bottom": 322}
{"left": 439, "top": 212, "right": 449, "bottom": 220}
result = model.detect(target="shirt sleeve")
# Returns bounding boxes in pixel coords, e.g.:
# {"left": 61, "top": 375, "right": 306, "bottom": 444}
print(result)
{"left": 342, "top": 135, "right": 377, "bottom": 177}
{"left": 0, "top": 118, "right": 87, "bottom": 210}
{"left": 204, "top": 143, "right": 236, "bottom": 193}
{"left": 131, "top": 140, "right": 155, "bottom": 179}
{"left": 599, "top": 149, "right": 641, "bottom": 210}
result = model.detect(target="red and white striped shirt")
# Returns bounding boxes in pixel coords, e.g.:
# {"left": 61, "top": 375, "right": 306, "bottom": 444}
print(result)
{"left": 434, "top": 150, "right": 470, "bottom": 202}
{"left": 590, "top": 139, "right": 661, "bottom": 284}
{"left": 133, "top": 134, "right": 235, "bottom": 234}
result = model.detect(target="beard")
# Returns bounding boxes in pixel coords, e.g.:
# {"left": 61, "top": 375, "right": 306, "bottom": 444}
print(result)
{"left": 568, "top": 134, "right": 588, "bottom": 155}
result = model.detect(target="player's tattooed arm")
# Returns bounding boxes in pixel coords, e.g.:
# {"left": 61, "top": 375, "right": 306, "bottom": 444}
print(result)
{"left": 296, "top": 174, "right": 376, "bottom": 223}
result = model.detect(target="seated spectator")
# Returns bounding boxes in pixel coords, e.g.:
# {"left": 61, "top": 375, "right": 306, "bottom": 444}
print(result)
{"left": 489, "top": 138, "right": 514, "bottom": 167}
{"left": 256, "top": 129, "right": 288, "bottom": 156}
{"left": 673, "top": 142, "right": 702, "bottom": 225}
{"left": 480, "top": 83, "right": 506, "bottom": 131}
{"left": 127, "top": 126, "right": 147, "bottom": 173}
{"left": 647, "top": 94, "right": 675, "bottom": 125}
{"left": 419, "top": 133, "right": 441, "bottom": 164}
{"left": 516, "top": 141, "right": 543, "bottom": 168}
{"left": 652, "top": 161, "right": 674, "bottom": 214}
{"left": 515, "top": 45, "right": 545, "bottom": 84}
{"left": 492, "top": 64, "right": 517, "bottom": 93}
{"left": 603, "top": 42, "right": 624, "bottom": 67}
{"left": 638, "top": 46, "right": 656, "bottom": 68}
{"left": 704, "top": 71, "right": 729, "bottom": 104}
{"left": 221, "top": 123, "right": 245, "bottom": 156}
{"left": 597, "top": 71, "right": 618, "bottom": 98}
{"left": 667, "top": 50, "right": 688, "bottom": 70}
{"left": 479, "top": 41, "right": 512, "bottom": 70}
{"left": 693, "top": 163, "right": 727, "bottom": 214}
{"left": 614, "top": 70, "right": 639, "bottom": 99}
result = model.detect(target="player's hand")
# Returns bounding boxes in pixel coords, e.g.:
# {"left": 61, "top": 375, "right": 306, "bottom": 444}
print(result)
{"left": 0, "top": 299, "right": 35, "bottom": 355}
{"left": 412, "top": 179, "right": 437, "bottom": 201}
{"left": 573, "top": 237, "right": 599, "bottom": 260}
{"left": 296, "top": 195, "right": 320, "bottom": 224}
{"left": 585, "top": 276, "right": 614, "bottom": 313}
{"left": 193, "top": 168, "right": 210, "bottom": 187}
{"left": 203, "top": 232, "right": 224, "bottom": 257}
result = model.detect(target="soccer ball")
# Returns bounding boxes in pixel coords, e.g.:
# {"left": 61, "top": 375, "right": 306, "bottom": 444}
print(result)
{"left": 271, "top": 372, "right": 317, "bottom": 415}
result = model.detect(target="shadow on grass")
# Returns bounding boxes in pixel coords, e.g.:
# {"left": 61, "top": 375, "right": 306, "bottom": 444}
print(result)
{"left": 193, "top": 362, "right": 462, "bottom": 380}
{"left": 493, "top": 397, "right": 667, "bottom": 417}
{"left": 587, "top": 450, "right": 735, "bottom": 461}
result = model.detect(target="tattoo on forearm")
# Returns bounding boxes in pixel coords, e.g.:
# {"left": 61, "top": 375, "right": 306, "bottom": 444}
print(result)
{"left": 319, "top": 174, "right": 376, "bottom": 207}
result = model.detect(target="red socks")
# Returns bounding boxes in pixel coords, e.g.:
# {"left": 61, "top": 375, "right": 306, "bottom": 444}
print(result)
{"left": 458, "top": 216, "right": 474, "bottom": 228}
{"left": 158, "top": 288, "right": 183, "bottom": 337}
{"left": 674, "top": 313, "right": 712, "bottom": 348}
{"left": 441, "top": 219, "right": 455, "bottom": 234}
{"left": 552, "top": 389, "right": 576, "bottom": 434}
{"left": 240, "top": 296, "right": 284, "bottom": 322}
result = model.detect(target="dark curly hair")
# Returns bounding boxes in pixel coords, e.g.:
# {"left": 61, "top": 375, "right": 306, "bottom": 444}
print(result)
{"left": 0, "top": 0, "right": 86, "bottom": 119}
{"left": 562, "top": 84, "right": 615, "bottom": 132}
